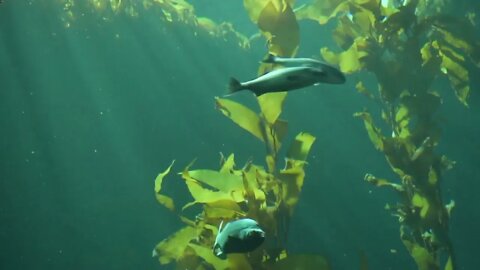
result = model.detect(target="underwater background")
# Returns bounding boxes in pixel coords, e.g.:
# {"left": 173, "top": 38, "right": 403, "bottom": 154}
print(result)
{"left": 1, "top": 0, "right": 479, "bottom": 269}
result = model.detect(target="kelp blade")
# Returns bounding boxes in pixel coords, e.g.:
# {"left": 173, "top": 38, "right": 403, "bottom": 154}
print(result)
{"left": 215, "top": 97, "right": 264, "bottom": 142}
{"left": 154, "top": 160, "right": 176, "bottom": 211}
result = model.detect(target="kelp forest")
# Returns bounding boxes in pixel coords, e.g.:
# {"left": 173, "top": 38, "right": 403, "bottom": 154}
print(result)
{"left": 57, "top": 0, "right": 479, "bottom": 269}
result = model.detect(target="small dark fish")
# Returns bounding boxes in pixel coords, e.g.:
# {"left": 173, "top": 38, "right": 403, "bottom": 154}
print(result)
{"left": 213, "top": 218, "right": 265, "bottom": 259}
{"left": 262, "top": 53, "right": 325, "bottom": 67}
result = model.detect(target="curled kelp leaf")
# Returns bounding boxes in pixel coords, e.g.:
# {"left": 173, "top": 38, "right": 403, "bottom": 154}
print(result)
{"left": 154, "top": 160, "right": 176, "bottom": 211}
{"left": 286, "top": 132, "right": 316, "bottom": 163}
{"left": 353, "top": 111, "right": 384, "bottom": 151}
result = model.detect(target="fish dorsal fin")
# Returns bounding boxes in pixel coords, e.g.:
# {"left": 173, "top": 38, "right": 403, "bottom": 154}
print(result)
{"left": 261, "top": 53, "right": 276, "bottom": 64}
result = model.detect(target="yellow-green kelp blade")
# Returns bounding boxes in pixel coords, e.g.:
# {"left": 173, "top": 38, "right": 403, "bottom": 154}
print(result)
{"left": 402, "top": 238, "right": 439, "bottom": 270}
{"left": 154, "top": 160, "right": 175, "bottom": 211}
{"left": 154, "top": 225, "right": 198, "bottom": 265}
{"left": 295, "top": 0, "right": 349, "bottom": 25}
{"left": 286, "top": 132, "right": 316, "bottom": 162}
{"left": 243, "top": 0, "right": 296, "bottom": 24}
{"left": 257, "top": 0, "right": 299, "bottom": 57}
{"left": 353, "top": 111, "right": 384, "bottom": 151}
{"left": 258, "top": 92, "right": 287, "bottom": 125}
{"left": 215, "top": 97, "right": 264, "bottom": 142}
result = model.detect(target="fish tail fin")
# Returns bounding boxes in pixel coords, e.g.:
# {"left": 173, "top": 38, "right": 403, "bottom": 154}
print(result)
{"left": 261, "top": 53, "right": 276, "bottom": 63}
{"left": 227, "top": 77, "right": 243, "bottom": 95}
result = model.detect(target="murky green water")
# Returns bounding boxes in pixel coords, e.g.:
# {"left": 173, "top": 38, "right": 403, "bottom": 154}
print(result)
{"left": 1, "top": 1, "right": 479, "bottom": 269}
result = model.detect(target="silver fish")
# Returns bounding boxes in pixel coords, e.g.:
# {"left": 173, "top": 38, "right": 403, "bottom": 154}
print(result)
{"left": 229, "top": 65, "right": 343, "bottom": 96}
{"left": 262, "top": 53, "right": 346, "bottom": 84}
{"left": 213, "top": 218, "right": 265, "bottom": 259}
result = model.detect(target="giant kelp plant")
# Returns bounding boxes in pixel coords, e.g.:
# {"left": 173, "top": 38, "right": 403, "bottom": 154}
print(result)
{"left": 153, "top": 98, "right": 325, "bottom": 270}
{"left": 297, "top": 0, "right": 479, "bottom": 269}
{"left": 154, "top": 1, "right": 331, "bottom": 269}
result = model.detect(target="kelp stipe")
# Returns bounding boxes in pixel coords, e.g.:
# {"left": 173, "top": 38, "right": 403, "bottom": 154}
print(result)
{"left": 303, "top": 0, "right": 479, "bottom": 269}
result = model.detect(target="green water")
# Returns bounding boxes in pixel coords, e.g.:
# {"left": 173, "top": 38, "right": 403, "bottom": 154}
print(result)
{"left": 1, "top": 1, "right": 479, "bottom": 269}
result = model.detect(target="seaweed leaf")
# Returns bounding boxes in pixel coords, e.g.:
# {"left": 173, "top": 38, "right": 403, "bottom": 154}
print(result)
{"left": 444, "top": 256, "right": 453, "bottom": 270}
{"left": 204, "top": 200, "right": 244, "bottom": 220}
{"left": 395, "top": 104, "right": 411, "bottom": 139}
{"left": 432, "top": 41, "right": 470, "bottom": 106}
{"left": 257, "top": 0, "right": 300, "bottom": 56}
{"left": 243, "top": 0, "right": 296, "bottom": 24}
{"left": 286, "top": 132, "right": 316, "bottom": 162}
{"left": 182, "top": 168, "right": 245, "bottom": 208}
{"left": 354, "top": 111, "right": 384, "bottom": 151}
{"left": 215, "top": 97, "right": 264, "bottom": 142}
{"left": 219, "top": 153, "right": 236, "bottom": 173}
{"left": 321, "top": 37, "right": 370, "bottom": 73}
{"left": 187, "top": 169, "right": 244, "bottom": 192}
{"left": 295, "top": 0, "right": 347, "bottom": 25}
{"left": 258, "top": 92, "right": 288, "bottom": 125}
{"left": 364, "top": 174, "right": 404, "bottom": 192}
{"left": 188, "top": 243, "right": 231, "bottom": 269}
{"left": 153, "top": 225, "right": 199, "bottom": 265}
{"left": 355, "top": 81, "right": 376, "bottom": 100}
{"left": 279, "top": 165, "right": 305, "bottom": 213}
{"left": 402, "top": 238, "right": 439, "bottom": 270}
{"left": 412, "top": 193, "right": 430, "bottom": 219}
{"left": 154, "top": 160, "right": 176, "bottom": 211}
